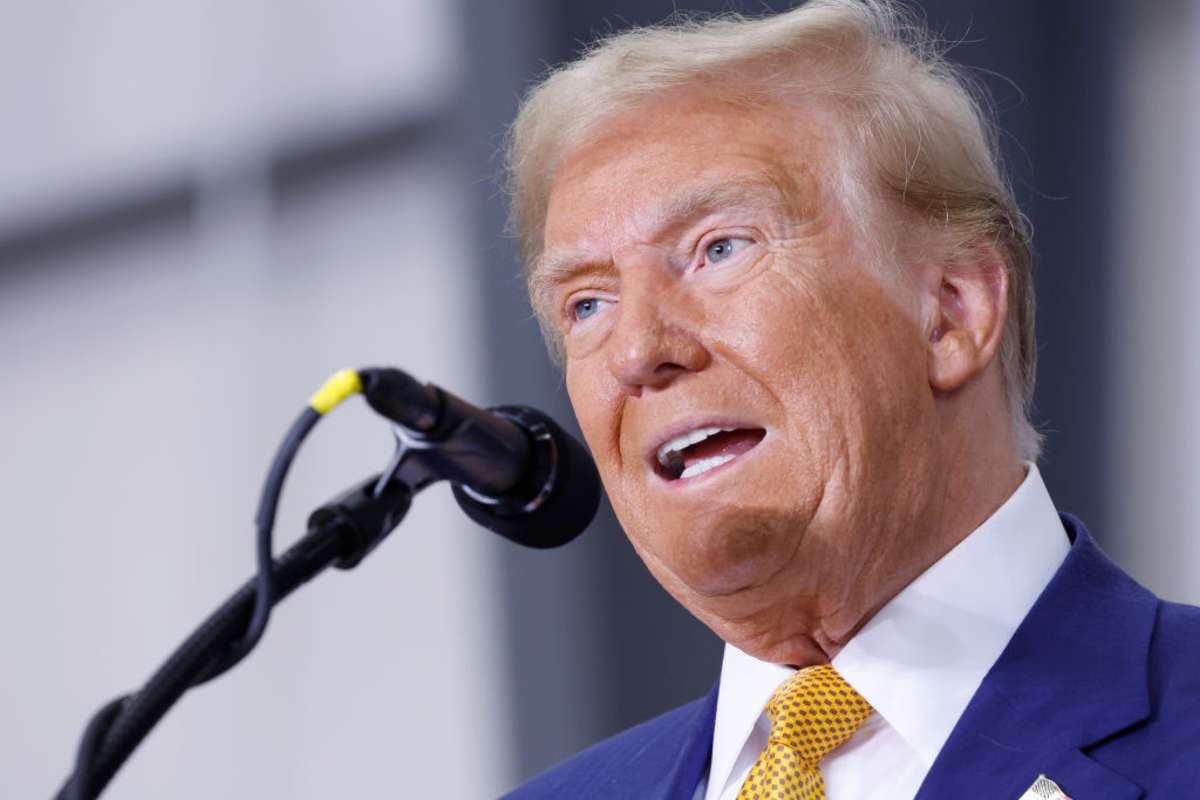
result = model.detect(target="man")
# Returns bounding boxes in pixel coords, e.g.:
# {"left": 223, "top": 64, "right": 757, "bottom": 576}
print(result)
{"left": 503, "top": 1, "right": 1200, "bottom": 798}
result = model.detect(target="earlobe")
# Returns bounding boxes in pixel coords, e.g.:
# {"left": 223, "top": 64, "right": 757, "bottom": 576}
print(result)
{"left": 928, "top": 326, "right": 980, "bottom": 392}
{"left": 926, "top": 249, "right": 1008, "bottom": 394}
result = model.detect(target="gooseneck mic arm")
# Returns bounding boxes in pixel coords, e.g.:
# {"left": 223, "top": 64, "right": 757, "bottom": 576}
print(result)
{"left": 57, "top": 476, "right": 413, "bottom": 800}
{"left": 56, "top": 367, "right": 601, "bottom": 799}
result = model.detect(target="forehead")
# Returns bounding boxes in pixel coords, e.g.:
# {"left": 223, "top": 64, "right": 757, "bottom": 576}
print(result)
{"left": 538, "top": 88, "right": 834, "bottom": 272}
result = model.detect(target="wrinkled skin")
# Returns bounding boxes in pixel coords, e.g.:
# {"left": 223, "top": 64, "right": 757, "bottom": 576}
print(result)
{"left": 537, "top": 88, "right": 1022, "bottom": 667}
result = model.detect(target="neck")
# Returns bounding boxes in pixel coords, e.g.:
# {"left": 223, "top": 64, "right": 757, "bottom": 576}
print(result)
{"left": 818, "top": 415, "right": 1026, "bottom": 662}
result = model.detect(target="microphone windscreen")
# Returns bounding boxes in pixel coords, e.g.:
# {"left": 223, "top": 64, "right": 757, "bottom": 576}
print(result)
{"left": 451, "top": 406, "right": 601, "bottom": 549}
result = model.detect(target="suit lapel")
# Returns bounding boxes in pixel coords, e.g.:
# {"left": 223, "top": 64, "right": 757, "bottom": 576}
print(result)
{"left": 915, "top": 514, "right": 1157, "bottom": 800}
{"left": 657, "top": 682, "right": 719, "bottom": 800}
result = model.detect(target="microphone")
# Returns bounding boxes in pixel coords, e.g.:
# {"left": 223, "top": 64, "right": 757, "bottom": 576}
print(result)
{"left": 357, "top": 367, "right": 601, "bottom": 548}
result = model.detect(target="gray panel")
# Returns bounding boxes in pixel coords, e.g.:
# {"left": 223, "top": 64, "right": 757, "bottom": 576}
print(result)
{"left": 458, "top": 0, "right": 723, "bottom": 784}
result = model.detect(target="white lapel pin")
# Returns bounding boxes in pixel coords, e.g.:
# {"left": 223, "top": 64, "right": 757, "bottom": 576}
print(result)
{"left": 1018, "top": 774, "right": 1072, "bottom": 799}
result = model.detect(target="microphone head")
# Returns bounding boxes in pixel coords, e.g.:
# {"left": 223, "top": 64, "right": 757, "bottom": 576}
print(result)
{"left": 451, "top": 406, "right": 601, "bottom": 549}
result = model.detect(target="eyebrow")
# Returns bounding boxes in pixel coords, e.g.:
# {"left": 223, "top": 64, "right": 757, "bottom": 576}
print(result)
{"left": 531, "top": 176, "right": 786, "bottom": 304}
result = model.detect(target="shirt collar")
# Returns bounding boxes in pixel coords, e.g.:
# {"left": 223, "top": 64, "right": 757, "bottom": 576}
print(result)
{"left": 708, "top": 463, "right": 1070, "bottom": 792}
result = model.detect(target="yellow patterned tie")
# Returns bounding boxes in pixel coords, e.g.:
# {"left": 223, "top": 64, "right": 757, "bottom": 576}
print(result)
{"left": 736, "top": 664, "right": 873, "bottom": 800}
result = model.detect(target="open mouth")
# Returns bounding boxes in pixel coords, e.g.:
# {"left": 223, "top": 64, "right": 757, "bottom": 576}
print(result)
{"left": 654, "top": 426, "right": 767, "bottom": 482}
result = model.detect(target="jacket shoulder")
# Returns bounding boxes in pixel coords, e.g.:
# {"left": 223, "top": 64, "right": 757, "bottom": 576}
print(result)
{"left": 1148, "top": 599, "right": 1200, "bottom": 704}
{"left": 1090, "top": 597, "right": 1200, "bottom": 793}
{"left": 503, "top": 692, "right": 715, "bottom": 800}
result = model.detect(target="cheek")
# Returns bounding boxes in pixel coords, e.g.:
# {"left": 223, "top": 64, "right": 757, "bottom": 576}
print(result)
{"left": 756, "top": 262, "right": 921, "bottom": 384}
{"left": 717, "top": 270, "right": 847, "bottom": 438}
{"left": 719, "top": 263, "right": 931, "bottom": 478}
{"left": 822, "top": 274, "right": 931, "bottom": 424}
{"left": 565, "top": 359, "right": 628, "bottom": 487}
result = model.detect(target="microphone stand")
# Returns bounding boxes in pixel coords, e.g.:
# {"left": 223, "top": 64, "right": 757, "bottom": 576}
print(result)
{"left": 54, "top": 367, "right": 597, "bottom": 799}
{"left": 56, "top": 473, "right": 414, "bottom": 800}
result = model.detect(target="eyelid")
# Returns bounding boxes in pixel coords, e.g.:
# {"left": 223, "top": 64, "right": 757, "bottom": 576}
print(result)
{"left": 562, "top": 290, "right": 615, "bottom": 331}
{"left": 693, "top": 230, "right": 757, "bottom": 269}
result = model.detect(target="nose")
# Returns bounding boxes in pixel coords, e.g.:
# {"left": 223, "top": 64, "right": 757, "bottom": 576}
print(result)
{"left": 606, "top": 275, "right": 710, "bottom": 396}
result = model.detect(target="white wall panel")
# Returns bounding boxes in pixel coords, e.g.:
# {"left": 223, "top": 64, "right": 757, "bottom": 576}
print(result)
{"left": 0, "top": 0, "right": 458, "bottom": 232}
{"left": 1110, "top": 2, "right": 1200, "bottom": 603}
{"left": 0, "top": 102, "right": 514, "bottom": 800}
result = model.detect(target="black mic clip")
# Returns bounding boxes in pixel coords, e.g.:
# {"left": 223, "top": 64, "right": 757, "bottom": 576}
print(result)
{"left": 357, "top": 367, "right": 600, "bottom": 550}
{"left": 359, "top": 367, "right": 533, "bottom": 497}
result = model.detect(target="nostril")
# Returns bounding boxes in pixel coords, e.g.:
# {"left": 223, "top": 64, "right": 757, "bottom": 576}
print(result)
{"left": 607, "top": 315, "right": 709, "bottom": 392}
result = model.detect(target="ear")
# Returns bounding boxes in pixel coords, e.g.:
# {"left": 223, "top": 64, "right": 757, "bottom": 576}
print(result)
{"left": 926, "top": 245, "right": 1008, "bottom": 394}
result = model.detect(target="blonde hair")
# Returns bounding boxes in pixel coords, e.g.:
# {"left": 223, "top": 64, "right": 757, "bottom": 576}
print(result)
{"left": 505, "top": 0, "right": 1040, "bottom": 460}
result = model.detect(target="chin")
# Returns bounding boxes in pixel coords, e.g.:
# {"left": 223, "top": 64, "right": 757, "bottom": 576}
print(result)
{"left": 661, "top": 504, "right": 800, "bottom": 598}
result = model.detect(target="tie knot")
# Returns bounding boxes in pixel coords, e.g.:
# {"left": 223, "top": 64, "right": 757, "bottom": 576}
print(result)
{"left": 764, "top": 664, "right": 872, "bottom": 767}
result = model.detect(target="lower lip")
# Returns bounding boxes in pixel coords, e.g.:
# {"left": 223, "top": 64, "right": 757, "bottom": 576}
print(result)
{"left": 657, "top": 433, "right": 768, "bottom": 488}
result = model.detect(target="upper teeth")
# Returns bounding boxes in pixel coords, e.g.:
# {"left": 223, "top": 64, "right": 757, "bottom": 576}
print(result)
{"left": 656, "top": 426, "right": 734, "bottom": 468}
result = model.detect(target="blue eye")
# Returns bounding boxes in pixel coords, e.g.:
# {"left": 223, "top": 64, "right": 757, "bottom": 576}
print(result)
{"left": 705, "top": 237, "right": 749, "bottom": 264}
{"left": 572, "top": 298, "right": 602, "bottom": 321}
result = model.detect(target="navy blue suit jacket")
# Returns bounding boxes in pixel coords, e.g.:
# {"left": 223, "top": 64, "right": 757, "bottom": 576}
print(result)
{"left": 505, "top": 515, "right": 1200, "bottom": 799}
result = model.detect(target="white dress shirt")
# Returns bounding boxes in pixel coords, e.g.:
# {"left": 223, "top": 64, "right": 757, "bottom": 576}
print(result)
{"left": 696, "top": 464, "right": 1070, "bottom": 800}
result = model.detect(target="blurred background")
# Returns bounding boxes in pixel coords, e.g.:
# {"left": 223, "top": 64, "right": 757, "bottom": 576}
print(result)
{"left": 2, "top": 0, "right": 1196, "bottom": 797}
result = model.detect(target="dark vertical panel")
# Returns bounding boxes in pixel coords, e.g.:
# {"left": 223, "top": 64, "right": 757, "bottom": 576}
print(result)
{"left": 1027, "top": 2, "right": 1118, "bottom": 540}
{"left": 461, "top": 0, "right": 731, "bottom": 783}
{"left": 907, "top": 0, "right": 1118, "bottom": 538}
{"left": 458, "top": 0, "right": 649, "bottom": 784}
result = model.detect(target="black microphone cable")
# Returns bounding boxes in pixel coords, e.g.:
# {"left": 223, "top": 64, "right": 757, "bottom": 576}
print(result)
{"left": 61, "top": 368, "right": 366, "bottom": 800}
{"left": 195, "top": 368, "right": 364, "bottom": 683}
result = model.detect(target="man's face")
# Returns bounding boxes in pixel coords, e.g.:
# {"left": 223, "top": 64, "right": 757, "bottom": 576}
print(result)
{"left": 539, "top": 90, "right": 944, "bottom": 664}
